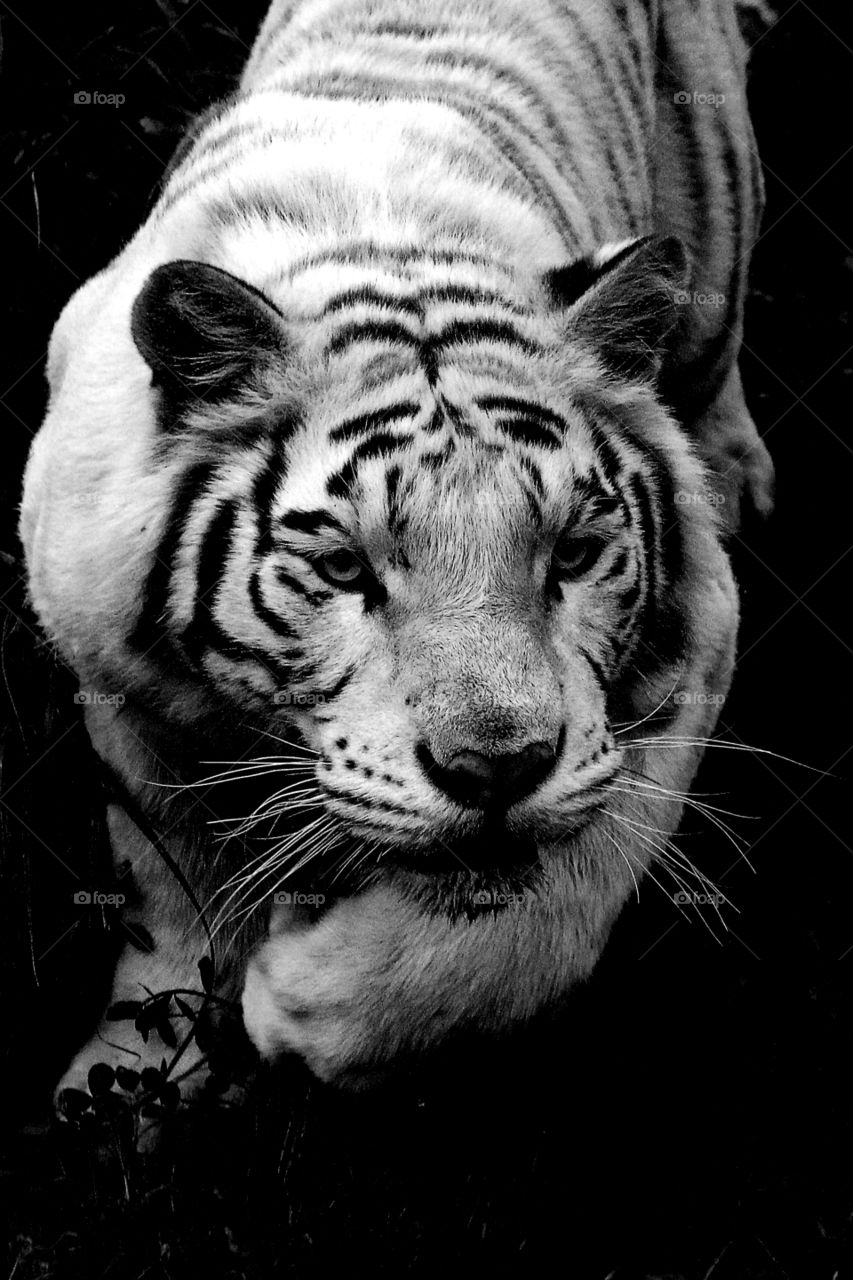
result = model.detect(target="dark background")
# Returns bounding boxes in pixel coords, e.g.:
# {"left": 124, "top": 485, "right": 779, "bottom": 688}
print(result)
{"left": 0, "top": 2, "right": 851, "bottom": 1277}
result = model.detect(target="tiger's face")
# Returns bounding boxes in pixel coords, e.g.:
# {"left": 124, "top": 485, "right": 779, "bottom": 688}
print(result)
{"left": 73, "top": 235, "right": 726, "bottom": 909}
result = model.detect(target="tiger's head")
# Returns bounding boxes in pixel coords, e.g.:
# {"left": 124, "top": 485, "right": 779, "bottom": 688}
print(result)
{"left": 21, "top": 234, "right": 739, "bottom": 1075}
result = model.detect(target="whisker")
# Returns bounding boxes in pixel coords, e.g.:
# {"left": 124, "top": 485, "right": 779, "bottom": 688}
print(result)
{"left": 621, "top": 735, "right": 823, "bottom": 774}
{"left": 600, "top": 826, "right": 641, "bottom": 899}
{"left": 609, "top": 673, "right": 684, "bottom": 737}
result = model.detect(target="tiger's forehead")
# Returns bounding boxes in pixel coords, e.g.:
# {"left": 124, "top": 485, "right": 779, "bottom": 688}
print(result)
{"left": 276, "top": 339, "right": 602, "bottom": 546}
{"left": 290, "top": 368, "right": 586, "bottom": 508}
{"left": 279, "top": 253, "right": 562, "bottom": 397}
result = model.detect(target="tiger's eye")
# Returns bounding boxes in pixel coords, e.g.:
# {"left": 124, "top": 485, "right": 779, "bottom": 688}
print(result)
{"left": 318, "top": 549, "right": 364, "bottom": 585}
{"left": 552, "top": 536, "right": 604, "bottom": 579}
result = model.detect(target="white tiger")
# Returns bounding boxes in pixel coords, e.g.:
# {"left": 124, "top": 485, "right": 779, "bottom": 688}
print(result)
{"left": 20, "top": 0, "right": 773, "bottom": 1099}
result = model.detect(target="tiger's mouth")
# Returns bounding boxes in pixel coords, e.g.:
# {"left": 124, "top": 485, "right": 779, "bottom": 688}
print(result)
{"left": 389, "top": 822, "right": 540, "bottom": 876}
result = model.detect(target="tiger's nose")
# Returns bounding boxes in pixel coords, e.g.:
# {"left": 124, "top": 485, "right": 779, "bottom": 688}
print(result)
{"left": 417, "top": 740, "right": 557, "bottom": 809}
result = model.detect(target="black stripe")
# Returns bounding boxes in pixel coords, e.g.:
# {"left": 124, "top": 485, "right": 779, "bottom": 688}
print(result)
{"left": 328, "top": 401, "right": 419, "bottom": 443}
{"left": 423, "top": 284, "right": 524, "bottom": 313}
{"left": 181, "top": 499, "right": 238, "bottom": 665}
{"left": 327, "top": 432, "right": 402, "bottom": 498}
{"left": 600, "top": 408, "right": 684, "bottom": 588}
{"left": 495, "top": 419, "right": 560, "bottom": 450}
{"left": 279, "top": 509, "right": 347, "bottom": 536}
{"left": 274, "top": 566, "right": 332, "bottom": 604}
{"left": 430, "top": 318, "right": 540, "bottom": 356}
{"left": 477, "top": 396, "right": 566, "bottom": 432}
{"left": 208, "top": 628, "right": 296, "bottom": 686}
{"left": 289, "top": 241, "right": 499, "bottom": 277}
{"left": 385, "top": 465, "right": 404, "bottom": 534}
{"left": 313, "top": 666, "right": 356, "bottom": 701}
{"left": 129, "top": 461, "right": 216, "bottom": 654}
{"left": 423, "top": 405, "right": 443, "bottom": 434}
{"left": 519, "top": 456, "right": 545, "bottom": 497}
{"left": 323, "top": 286, "right": 528, "bottom": 328}
{"left": 201, "top": 627, "right": 295, "bottom": 687}
{"left": 617, "top": 581, "right": 642, "bottom": 611}
{"left": 327, "top": 319, "right": 420, "bottom": 356}
{"left": 629, "top": 473, "right": 657, "bottom": 626}
{"left": 523, "top": 486, "right": 543, "bottom": 526}
{"left": 582, "top": 418, "right": 628, "bottom": 488}
{"left": 252, "top": 454, "right": 288, "bottom": 555}
{"left": 157, "top": 101, "right": 231, "bottom": 194}
{"left": 322, "top": 287, "right": 422, "bottom": 319}
{"left": 602, "top": 548, "right": 630, "bottom": 581}
{"left": 420, "top": 446, "right": 453, "bottom": 470}
{"left": 420, "top": 43, "right": 577, "bottom": 166}
{"left": 322, "top": 783, "right": 412, "bottom": 818}
{"left": 648, "top": 461, "right": 685, "bottom": 588}
{"left": 560, "top": 13, "right": 646, "bottom": 217}
{"left": 248, "top": 568, "right": 298, "bottom": 641}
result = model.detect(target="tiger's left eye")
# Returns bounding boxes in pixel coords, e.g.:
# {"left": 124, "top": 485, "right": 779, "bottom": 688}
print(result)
{"left": 551, "top": 535, "right": 605, "bottom": 580}
{"left": 315, "top": 549, "right": 368, "bottom": 588}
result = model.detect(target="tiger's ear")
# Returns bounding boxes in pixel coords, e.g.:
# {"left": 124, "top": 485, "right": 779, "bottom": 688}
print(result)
{"left": 131, "top": 259, "right": 285, "bottom": 410}
{"left": 546, "top": 236, "right": 689, "bottom": 380}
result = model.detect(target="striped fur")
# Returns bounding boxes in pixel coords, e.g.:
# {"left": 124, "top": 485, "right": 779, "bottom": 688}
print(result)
{"left": 21, "top": 0, "right": 765, "bottom": 1092}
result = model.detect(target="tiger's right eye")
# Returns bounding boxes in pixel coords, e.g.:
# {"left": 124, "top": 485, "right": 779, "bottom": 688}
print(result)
{"left": 315, "top": 549, "right": 367, "bottom": 588}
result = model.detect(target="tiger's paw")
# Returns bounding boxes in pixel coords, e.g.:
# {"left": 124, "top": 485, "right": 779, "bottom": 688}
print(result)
{"left": 53, "top": 1016, "right": 211, "bottom": 1135}
{"left": 241, "top": 933, "right": 389, "bottom": 1090}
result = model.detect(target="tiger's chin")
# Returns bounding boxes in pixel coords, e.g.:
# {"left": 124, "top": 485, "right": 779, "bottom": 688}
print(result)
{"left": 380, "top": 806, "right": 604, "bottom": 921}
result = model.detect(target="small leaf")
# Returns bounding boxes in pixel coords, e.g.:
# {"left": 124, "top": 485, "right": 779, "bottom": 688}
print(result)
{"left": 155, "top": 1018, "right": 178, "bottom": 1049}
{"left": 115, "top": 1067, "right": 141, "bottom": 1092}
{"left": 141, "top": 1067, "right": 164, "bottom": 1095}
{"left": 147, "top": 993, "right": 173, "bottom": 1014}
{"left": 174, "top": 997, "right": 196, "bottom": 1020}
{"left": 87, "top": 1063, "right": 115, "bottom": 1096}
{"left": 106, "top": 1000, "right": 144, "bottom": 1022}
{"left": 198, "top": 956, "right": 215, "bottom": 992}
